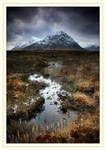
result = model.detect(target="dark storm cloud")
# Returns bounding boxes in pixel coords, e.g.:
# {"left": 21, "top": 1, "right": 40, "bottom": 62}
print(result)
{"left": 7, "top": 7, "right": 99, "bottom": 49}
{"left": 7, "top": 7, "right": 38, "bottom": 23}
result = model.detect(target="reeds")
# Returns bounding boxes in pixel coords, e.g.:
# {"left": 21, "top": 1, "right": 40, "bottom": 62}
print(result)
{"left": 7, "top": 108, "right": 99, "bottom": 143}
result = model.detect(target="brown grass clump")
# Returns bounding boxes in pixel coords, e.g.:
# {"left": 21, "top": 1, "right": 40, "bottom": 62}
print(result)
{"left": 94, "top": 81, "right": 99, "bottom": 90}
{"left": 70, "top": 91, "right": 94, "bottom": 107}
{"left": 76, "top": 80, "right": 94, "bottom": 92}
{"left": 93, "top": 91, "right": 99, "bottom": 102}
{"left": 67, "top": 74, "right": 76, "bottom": 81}
{"left": 53, "top": 108, "right": 99, "bottom": 143}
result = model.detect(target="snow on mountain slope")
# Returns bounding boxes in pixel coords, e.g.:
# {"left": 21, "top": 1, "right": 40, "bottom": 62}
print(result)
{"left": 12, "top": 36, "right": 41, "bottom": 50}
{"left": 12, "top": 31, "right": 83, "bottom": 51}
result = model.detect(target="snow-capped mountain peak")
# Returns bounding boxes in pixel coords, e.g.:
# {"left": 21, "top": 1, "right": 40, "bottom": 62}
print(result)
{"left": 12, "top": 31, "right": 83, "bottom": 51}
{"left": 39, "top": 31, "right": 76, "bottom": 46}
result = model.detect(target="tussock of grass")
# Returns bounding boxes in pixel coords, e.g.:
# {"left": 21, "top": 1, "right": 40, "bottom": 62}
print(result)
{"left": 7, "top": 96, "right": 44, "bottom": 120}
{"left": 93, "top": 91, "right": 99, "bottom": 101}
{"left": 76, "top": 80, "right": 94, "bottom": 92}
{"left": 61, "top": 91, "right": 98, "bottom": 112}
{"left": 70, "top": 91, "right": 94, "bottom": 106}
{"left": 53, "top": 108, "right": 99, "bottom": 143}
{"left": 7, "top": 74, "right": 45, "bottom": 120}
{"left": 67, "top": 91, "right": 98, "bottom": 112}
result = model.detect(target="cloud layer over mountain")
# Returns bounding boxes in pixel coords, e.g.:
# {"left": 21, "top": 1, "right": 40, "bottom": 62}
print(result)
{"left": 7, "top": 7, "right": 99, "bottom": 50}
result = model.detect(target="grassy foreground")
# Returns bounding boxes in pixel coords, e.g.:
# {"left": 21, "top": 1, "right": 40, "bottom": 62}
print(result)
{"left": 7, "top": 50, "right": 99, "bottom": 143}
{"left": 7, "top": 108, "right": 99, "bottom": 143}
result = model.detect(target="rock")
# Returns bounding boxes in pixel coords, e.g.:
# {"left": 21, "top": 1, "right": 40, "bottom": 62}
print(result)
{"left": 60, "top": 105, "right": 67, "bottom": 113}
{"left": 54, "top": 101, "right": 58, "bottom": 105}
{"left": 58, "top": 94, "right": 67, "bottom": 101}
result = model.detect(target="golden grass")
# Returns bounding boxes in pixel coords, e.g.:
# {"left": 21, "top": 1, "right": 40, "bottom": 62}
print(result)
{"left": 7, "top": 73, "right": 45, "bottom": 120}
{"left": 7, "top": 75, "right": 27, "bottom": 103}
{"left": 93, "top": 91, "right": 99, "bottom": 101}
{"left": 70, "top": 91, "right": 94, "bottom": 106}
{"left": 52, "top": 108, "right": 99, "bottom": 143}
{"left": 7, "top": 108, "right": 99, "bottom": 143}
{"left": 76, "top": 80, "right": 94, "bottom": 92}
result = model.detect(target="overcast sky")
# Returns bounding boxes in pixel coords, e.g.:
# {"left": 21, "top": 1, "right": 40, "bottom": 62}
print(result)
{"left": 7, "top": 7, "right": 99, "bottom": 50}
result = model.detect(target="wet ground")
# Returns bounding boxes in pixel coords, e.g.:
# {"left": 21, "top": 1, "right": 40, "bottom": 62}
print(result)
{"left": 28, "top": 70, "right": 78, "bottom": 128}
{"left": 7, "top": 50, "right": 99, "bottom": 143}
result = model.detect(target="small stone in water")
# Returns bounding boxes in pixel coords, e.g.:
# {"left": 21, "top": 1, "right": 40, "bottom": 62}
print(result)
{"left": 54, "top": 101, "right": 58, "bottom": 105}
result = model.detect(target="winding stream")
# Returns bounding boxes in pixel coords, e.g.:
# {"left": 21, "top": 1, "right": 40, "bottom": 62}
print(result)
{"left": 28, "top": 62, "right": 78, "bottom": 128}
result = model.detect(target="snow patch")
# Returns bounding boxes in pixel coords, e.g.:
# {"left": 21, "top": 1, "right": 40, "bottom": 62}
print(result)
{"left": 12, "top": 104, "right": 18, "bottom": 113}
{"left": 28, "top": 74, "right": 71, "bottom": 102}
{"left": 23, "top": 98, "right": 36, "bottom": 106}
{"left": 13, "top": 36, "right": 41, "bottom": 49}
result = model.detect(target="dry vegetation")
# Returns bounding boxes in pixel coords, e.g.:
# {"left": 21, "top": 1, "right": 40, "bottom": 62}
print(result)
{"left": 7, "top": 50, "right": 99, "bottom": 143}
{"left": 7, "top": 73, "right": 45, "bottom": 120}
{"left": 7, "top": 108, "right": 99, "bottom": 143}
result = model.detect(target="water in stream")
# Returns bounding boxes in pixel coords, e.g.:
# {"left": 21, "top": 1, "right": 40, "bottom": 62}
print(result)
{"left": 28, "top": 62, "right": 78, "bottom": 129}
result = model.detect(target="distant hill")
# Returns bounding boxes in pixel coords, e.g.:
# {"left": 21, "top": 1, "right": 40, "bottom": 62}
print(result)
{"left": 85, "top": 45, "right": 99, "bottom": 51}
{"left": 12, "top": 31, "right": 83, "bottom": 51}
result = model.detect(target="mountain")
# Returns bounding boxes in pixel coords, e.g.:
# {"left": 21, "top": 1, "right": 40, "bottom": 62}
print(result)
{"left": 85, "top": 45, "right": 99, "bottom": 51}
{"left": 12, "top": 37, "right": 41, "bottom": 50}
{"left": 12, "top": 31, "right": 83, "bottom": 51}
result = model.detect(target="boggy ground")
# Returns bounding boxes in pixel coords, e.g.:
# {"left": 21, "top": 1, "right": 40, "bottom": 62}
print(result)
{"left": 7, "top": 50, "right": 99, "bottom": 143}
{"left": 7, "top": 108, "right": 99, "bottom": 143}
{"left": 7, "top": 73, "right": 45, "bottom": 121}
